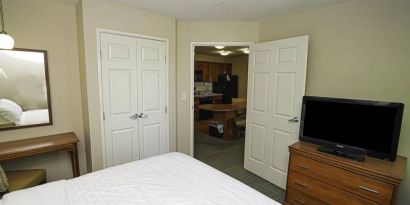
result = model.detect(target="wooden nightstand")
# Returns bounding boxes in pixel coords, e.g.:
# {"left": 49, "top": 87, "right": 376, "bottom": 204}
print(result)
{"left": 285, "top": 142, "right": 406, "bottom": 205}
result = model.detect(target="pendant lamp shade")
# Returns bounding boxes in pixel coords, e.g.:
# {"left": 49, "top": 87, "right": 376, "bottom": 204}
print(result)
{"left": 0, "top": 32, "right": 14, "bottom": 49}
{"left": 0, "top": 0, "right": 13, "bottom": 49}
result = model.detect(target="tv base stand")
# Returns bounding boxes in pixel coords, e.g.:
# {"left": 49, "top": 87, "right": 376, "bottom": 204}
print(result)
{"left": 317, "top": 145, "right": 366, "bottom": 162}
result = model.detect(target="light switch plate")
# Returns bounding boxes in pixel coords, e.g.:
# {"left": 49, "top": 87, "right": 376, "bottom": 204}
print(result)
{"left": 181, "top": 92, "right": 187, "bottom": 101}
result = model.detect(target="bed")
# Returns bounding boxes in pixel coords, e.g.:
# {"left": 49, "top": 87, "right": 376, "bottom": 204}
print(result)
{"left": 0, "top": 152, "right": 279, "bottom": 205}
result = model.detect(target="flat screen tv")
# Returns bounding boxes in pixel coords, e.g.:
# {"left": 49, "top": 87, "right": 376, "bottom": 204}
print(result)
{"left": 299, "top": 96, "right": 404, "bottom": 161}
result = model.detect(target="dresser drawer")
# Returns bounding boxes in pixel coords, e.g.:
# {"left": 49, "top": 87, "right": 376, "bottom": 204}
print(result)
{"left": 290, "top": 154, "right": 393, "bottom": 204}
{"left": 288, "top": 171, "right": 377, "bottom": 205}
{"left": 287, "top": 186, "right": 327, "bottom": 205}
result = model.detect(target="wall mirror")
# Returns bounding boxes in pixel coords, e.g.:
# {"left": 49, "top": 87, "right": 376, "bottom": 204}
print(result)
{"left": 0, "top": 48, "right": 52, "bottom": 130}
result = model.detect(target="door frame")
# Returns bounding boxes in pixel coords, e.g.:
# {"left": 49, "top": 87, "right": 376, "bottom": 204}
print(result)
{"left": 189, "top": 42, "right": 253, "bottom": 156}
{"left": 97, "top": 28, "right": 170, "bottom": 167}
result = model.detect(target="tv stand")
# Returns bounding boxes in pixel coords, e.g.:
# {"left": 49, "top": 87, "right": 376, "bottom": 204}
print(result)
{"left": 317, "top": 145, "right": 366, "bottom": 162}
{"left": 285, "top": 142, "right": 406, "bottom": 205}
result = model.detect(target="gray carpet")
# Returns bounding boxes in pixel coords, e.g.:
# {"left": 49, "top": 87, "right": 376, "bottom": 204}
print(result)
{"left": 194, "top": 132, "right": 285, "bottom": 203}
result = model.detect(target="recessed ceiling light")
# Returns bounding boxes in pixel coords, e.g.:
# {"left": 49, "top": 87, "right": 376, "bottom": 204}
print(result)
{"left": 241, "top": 48, "right": 249, "bottom": 54}
{"left": 219, "top": 51, "right": 231, "bottom": 56}
{"left": 215, "top": 45, "right": 225, "bottom": 49}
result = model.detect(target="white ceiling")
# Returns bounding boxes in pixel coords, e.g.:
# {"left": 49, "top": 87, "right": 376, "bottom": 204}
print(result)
{"left": 102, "top": 0, "right": 347, "bottom": 21}
{"left": 48, "top": 0, "right": 347, "bottom": 21}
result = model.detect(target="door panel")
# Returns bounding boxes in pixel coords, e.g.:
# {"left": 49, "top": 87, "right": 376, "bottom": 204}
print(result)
{"left": 249, "top": 123, "right": 266, "bottom": 164}
{"left": 244, "top": 36, "right": 308, "bottom": 189}
{"left": 137, "top": 38, "right": 167, "bottom": 160}
{"left": 274, "top": 72, "right": 296, "bottom": 117}
{"left": 142, "top": 124, "right": 161, "bottom": 158}
{"left": 101, "top": 33, "right": 139, "bottom": 167}
{"left": 112, "top": 129, "right": 135, "bottom": 165}
{"left": 142, "top": 71, "right": 160, "bottom": 112}
{"left": 109, "top": 70, "right": 132, "bottom": 115}
{"left": 252, "top": 72, "right": 269, "bottom": 113}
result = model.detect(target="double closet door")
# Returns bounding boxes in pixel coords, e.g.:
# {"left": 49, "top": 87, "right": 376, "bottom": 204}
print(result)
{"left": 100, "top": 33, "right": 167, "bottom": 168}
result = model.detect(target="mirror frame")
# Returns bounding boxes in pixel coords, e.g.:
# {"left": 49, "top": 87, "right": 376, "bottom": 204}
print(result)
{"left": 0, "top": 48, "right": 53, "bottom": 131}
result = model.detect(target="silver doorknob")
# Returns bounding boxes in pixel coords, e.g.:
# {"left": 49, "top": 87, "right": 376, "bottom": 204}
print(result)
{"left": 138, "top": 113, "right": 148, "bottom": 119}
{"left": 130, "top": 113, "right": 139, "bottom": 119}
{"left": 288, "top": 117, "right": 299, "bottom": 123}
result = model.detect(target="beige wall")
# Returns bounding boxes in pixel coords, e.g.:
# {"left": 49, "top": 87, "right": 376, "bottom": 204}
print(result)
{"left": 228, "top": 56, "right": 248, "bottom": 98}
{"left": 176, "top": 21, "right": 259, "bottom": 154}
{"left": 78, "top": 0, "right": 177, "bottom": 171}
{"left": 75, "top": 1, "right": 92, "bottom": 172}
{"left": 259, "top": 0, "right": 410, "bottom": 204}
{"left": 0, "top": 0, "right": 87, "bottom": 181}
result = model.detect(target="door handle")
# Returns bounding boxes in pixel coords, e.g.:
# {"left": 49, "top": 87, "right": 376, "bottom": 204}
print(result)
{"left": 288, "top": 117, "right": 299, "bottom": 123}
{"left": 138, "top": 113, "right": 148, "bottom": 119}
{"left": 130, "top": 113, "right": 139, "bottom": 120}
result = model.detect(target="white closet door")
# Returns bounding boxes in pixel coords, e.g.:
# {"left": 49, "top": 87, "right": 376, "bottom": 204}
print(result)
{"left": 101, "top": 33, "right": 139, "bottom": 167}
{"left": 101, "top": 33, "right": 168, "bottom": 167}
{"left": 244, "top": 36, "right": 308, "bottom": 189}
{"left": 136, "top": 38, "right": 168, "bottom": 159}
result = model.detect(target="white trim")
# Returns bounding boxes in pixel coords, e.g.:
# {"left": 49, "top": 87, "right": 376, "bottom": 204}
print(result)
{"left": 189, "top": 42, "right": 254, "bottom": 157}
{"left": 96, "top": 28, "right": 170, "bottom": 168}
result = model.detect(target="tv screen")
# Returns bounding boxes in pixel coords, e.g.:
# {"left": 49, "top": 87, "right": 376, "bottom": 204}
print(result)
{"left": 300, "top": 96, "right": 404, "bottom": 161}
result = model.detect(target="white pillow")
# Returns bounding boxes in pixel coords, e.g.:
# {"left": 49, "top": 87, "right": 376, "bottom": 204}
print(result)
{"left": 0, "top": 99, "right": 23, "bottom": 123}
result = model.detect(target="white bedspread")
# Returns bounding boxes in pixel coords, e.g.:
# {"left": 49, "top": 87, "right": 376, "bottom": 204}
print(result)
{"left": 1, "top": 153, "right": 278, "bottom": 205}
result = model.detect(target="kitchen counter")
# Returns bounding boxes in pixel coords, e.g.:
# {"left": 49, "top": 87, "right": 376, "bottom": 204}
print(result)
{"left": 194, "top": 93, "right": 223, "bottom": 98}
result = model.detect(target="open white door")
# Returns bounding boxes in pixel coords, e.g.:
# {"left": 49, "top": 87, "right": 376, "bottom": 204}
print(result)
{"left": 244, "top": 36, "right": 308, "bottom": 189}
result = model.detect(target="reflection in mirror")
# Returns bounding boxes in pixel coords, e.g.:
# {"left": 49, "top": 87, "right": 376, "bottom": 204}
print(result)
{"left": 0, "top": 48, "right": 52, "bottom": 130}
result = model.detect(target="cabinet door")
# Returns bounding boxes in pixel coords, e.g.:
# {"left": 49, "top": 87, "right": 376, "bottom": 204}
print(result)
{"left": 208, "top": 62, "right": 218, "bottom": 82}
{"left": 202, "top": 62, "right": 209, "bottom": 81}
{"left": 216, "top": 63, "right": 224, "bottom": 78}
{"left": 224, "top": 63, "right": 232, "bottom": 74}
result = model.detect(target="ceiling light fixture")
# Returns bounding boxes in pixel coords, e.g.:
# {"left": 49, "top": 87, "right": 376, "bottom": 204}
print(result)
{"left": 219, "top": 51, "right": 231, "bottom": 56}
{"left": 0, "top": 0, "right": 14, "bottom": 49}
{"left": 214, "top": 45, "right": 225, "bottom": 49}
{"left": 241, "top": 48, "right": 249, "bottom": 54}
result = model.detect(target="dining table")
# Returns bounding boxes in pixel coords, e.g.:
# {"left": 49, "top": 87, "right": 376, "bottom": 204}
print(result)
{"left": 199, "top": 102, "right": 246, "bottom": 140}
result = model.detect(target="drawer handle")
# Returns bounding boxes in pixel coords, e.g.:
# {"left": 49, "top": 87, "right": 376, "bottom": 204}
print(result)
{"left": 293, "top": 198, "right": 306, "bottom": 205}
{"left": 295, "top": 181, "right": 307, "bottom": 188}
{"left": 358, "top": 185, "right": 380, "bottom": 195}
{"left": 296, "top": 164, "right": 310, "bottom": 170}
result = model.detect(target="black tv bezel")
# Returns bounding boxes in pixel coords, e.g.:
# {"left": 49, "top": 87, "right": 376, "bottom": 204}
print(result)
{"left": 299, "top": 96, "right": 404, "bottom": 161}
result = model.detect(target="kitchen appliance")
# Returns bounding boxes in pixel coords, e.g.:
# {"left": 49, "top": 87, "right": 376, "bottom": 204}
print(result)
{"left": 213, "top": 74, "right": 238, "bottom": 104}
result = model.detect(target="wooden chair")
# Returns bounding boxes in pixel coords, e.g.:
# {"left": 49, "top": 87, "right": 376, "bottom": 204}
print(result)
{"left": 0, "top": 169, "right": 46, "bottom": 198}
{"left": 232, "top": 98, "right": 247, "bottom": 137}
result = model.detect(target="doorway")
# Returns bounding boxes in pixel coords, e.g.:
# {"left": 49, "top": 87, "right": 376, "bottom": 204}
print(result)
{"left": 190, "top": 43, "right": 285, "bottom": 201}
{"left": 189, "top": 36, "right": 308, "bottom": 202}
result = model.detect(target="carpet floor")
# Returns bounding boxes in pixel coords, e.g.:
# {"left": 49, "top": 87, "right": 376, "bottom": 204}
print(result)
{"left": 194, "top": 132, "right": 285, "bottom": 203}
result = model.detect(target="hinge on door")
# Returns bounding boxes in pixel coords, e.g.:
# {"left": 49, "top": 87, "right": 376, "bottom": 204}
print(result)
{"left": 165, "top": 106, "right": 167, "bottom": 114}
{"left": 165, "top": 56, "right": 167, "bottom": 62}
{"left": 103, "top": 112, "right": 105, "bottom": 120}
{"left": 100, "top": 50, "right": 103, "bottom": 58}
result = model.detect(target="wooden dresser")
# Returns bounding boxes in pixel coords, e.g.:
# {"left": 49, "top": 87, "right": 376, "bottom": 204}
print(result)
{"left": 285, "top": 142, "right": 406, "bottom": 205}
